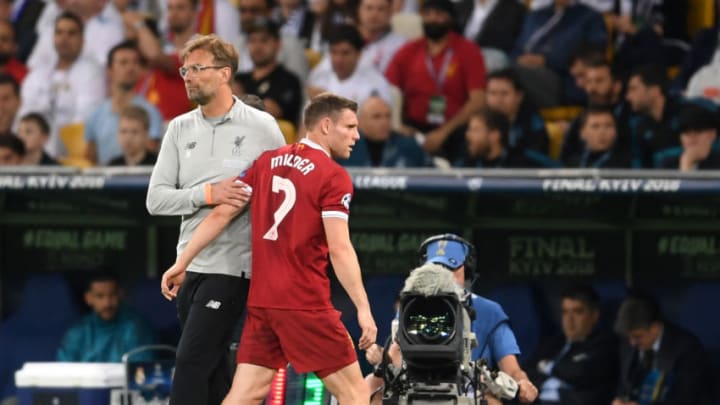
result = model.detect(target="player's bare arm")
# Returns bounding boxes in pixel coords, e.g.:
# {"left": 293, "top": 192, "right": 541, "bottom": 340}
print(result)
{"left": 323, "top": 217, "right": 378, "bottom": 350}
{"left": 160, "top": 187, "right": 251, "bottom": 300}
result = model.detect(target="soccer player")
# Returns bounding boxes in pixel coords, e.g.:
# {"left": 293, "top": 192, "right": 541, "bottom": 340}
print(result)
{"left": 162, "top": 93, "right": 377, "bottom": 405}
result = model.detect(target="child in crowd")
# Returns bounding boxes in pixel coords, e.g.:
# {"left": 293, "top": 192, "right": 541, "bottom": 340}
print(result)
{"left": 107, "top": 106, "right": 157, "bottom": 167}
{"left": 17, "top": 113, "right": 57, "bottom": 165}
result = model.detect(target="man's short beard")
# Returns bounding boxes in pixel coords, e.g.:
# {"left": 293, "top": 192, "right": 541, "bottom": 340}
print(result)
{"left": 119, "top": 81, "right": 136, "bottom": 92}
{"left": 189, "top": 89, "right": 213, "bottom": 105}
{"left": 590, "top": 92, "right": 613, "bottom": 106}
{"left": 253, "top": 57, "right": 275, "bottom": 69}
{"left": 170, "top": 23, "right": 188, "bottom": 34}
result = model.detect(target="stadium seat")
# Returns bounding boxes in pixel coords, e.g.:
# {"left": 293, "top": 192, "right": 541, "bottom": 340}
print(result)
{"left": 675, "top": 282, "right": 720, "bottom": 368}
{"left": 667, "top": 65, "right": 681, "bottom": 80}
{"left": 539, "top": 106, "right": 583, "bottom": 122}
{"left": 592, "top": 279, "right": 628, "bottom": 331}
{"left": 486, "top": 284, "right": 543, "bottom": 361}
{"left": 58, "top": 123, "right": 93, "bottom": 168}
{"left": 545, "top": 121, "right": 566, "bottom": 160}
{"left": 277, "top": 119, "right": 297, "bottom": 144}
{"left": 0, "top": 274, "right": 79, "bottom": 400}
{"left": 127, "top": 278, "right": 181, "bottom": 346}
{"left": 364, "top": 275, "right": 406, "bottom": 343}
{"left": 688, "top": 0, "right": 715, "bottom": 38}
{"left": 305, "top": 49, "right": 322, "bottom": 70}
{"left": 603, "top": 13, "right": 615, "bottom": 62}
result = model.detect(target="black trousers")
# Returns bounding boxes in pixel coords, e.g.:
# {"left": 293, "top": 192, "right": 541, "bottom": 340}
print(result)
{"left": 170, "top": 271, "right": 250, "bottom": 405}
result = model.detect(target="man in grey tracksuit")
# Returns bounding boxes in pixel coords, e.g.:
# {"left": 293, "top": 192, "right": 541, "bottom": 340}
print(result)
{"left": 147, "top": 35, "right": 285, "bottom": 405}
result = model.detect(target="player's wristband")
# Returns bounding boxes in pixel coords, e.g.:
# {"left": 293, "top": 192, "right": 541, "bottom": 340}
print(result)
{"left": 204, "top": 183, "right": 213, "bottom": 205}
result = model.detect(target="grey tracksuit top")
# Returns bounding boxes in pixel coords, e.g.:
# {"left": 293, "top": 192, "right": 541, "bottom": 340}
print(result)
{"left": 146, "top": 97, "right": 286, "bottom": 278}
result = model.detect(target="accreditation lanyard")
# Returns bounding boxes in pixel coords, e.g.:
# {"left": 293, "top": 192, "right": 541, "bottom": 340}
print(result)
{"left": 580, "top": 148, "right": 613, "bottom": 168}
{"left": 425, "top": 49, "right": 454, "bottom": 93}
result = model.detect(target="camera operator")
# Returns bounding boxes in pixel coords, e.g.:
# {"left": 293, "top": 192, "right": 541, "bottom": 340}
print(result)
{"left": 365, "top": 234, "right": 538, "bottom": 404}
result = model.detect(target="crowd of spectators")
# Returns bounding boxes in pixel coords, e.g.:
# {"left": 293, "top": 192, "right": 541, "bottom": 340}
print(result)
{"left": 0, "top": 0, "right": 717, "bottom": 171}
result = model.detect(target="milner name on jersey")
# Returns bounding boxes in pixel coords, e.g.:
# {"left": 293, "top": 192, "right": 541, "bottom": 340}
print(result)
{"left": 270, "top": 153, "right": 317, "bottom": 176}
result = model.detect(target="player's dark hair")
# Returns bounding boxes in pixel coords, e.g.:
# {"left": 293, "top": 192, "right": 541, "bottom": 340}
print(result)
{"left": 303, "top": 93, "right": 358, "bottom": 130}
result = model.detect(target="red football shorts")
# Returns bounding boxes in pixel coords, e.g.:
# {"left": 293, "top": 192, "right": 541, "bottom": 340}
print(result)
{"left": 236, "top": 307, "right": 357, "bottom": 378}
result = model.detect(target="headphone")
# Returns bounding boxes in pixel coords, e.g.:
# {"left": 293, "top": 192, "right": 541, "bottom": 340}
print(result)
{"left": 417, "top": 233, "right": 477, "bottom": 282}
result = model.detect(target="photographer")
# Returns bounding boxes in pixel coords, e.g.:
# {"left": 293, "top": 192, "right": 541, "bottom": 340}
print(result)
{"left": 366, "top": 234, "right": 538, "bottom": 404}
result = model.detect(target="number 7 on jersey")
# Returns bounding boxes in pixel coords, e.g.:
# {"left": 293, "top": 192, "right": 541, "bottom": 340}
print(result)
{"left": 263, "top": 175, "right": 297, "bottom": 241}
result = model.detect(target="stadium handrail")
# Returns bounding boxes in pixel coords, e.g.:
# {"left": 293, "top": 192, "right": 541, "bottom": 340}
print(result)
{"left": 0, "top": 167, "right": 718, "bottom": 193}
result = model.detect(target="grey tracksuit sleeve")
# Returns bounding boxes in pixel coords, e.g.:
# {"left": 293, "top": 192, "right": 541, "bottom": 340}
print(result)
{"left": 146, "top": 121, "right": 206, "bottom": 216}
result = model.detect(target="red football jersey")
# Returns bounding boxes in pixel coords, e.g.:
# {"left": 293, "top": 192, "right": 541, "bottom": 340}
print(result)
{"left": 239, "top": 139, "right": 354, "bottom": 310}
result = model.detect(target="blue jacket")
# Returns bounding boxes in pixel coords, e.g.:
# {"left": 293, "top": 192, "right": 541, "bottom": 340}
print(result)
{"left": 57, "top": 306, "right": 156, "bottom": 362}
{"left": 341, "top": 131, "right": 433, "bottom": 168}
{"left": 512, "top": 4, "right": 606, "bottom": 74}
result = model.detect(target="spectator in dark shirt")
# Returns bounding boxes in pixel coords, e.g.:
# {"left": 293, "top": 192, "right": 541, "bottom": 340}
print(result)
{"left": 565, "top": 45, "right": 606, "bottom": 106}
{"left": 10, "top": 0, "right": 44, "bottom": 63}
{"left": 625, "top": 64, "right": 684, "bottom": 167}
{"left": 342, "top": 96, "right": 432, "bottom": 167}
{"left": 17, "top": 113, "right": 58, "bottom": 165}
{"left": 563, "top": 106, "right": 630, "bottom": 168}
{"left": 511, "top": 0, "right": 606, "bottom": 107}
{"left": 107, "top": 106, "right": 157, "bottom": 167}
{"left": 655, "top": 103, "right": 720, "bottom": 170}
{"left": 486, "top": 68, "right": 549, "bottom": 155}
{"left": 454, "top": 0, "right": 525, "bottom": 58}
{"left": 611, "top": 0, "right": 689, "bottom": 78}
{"left": 0, "top": 133, "right": 23, "bottom": 165}
{"left": 456, "top": 108, "right": 558, "bottom": 168}
{"left": 525, "top": 285, "right": 618, "bottom": 405}
{"left": 234, "top": 17, "right": 303, "bottom": 127}
{"left": 561, "top": 59, "right": 635, "bottom": 165}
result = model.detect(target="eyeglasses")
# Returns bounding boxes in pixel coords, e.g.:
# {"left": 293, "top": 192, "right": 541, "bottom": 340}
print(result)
{"left": 178, "top": 64, "right": 228, "bottom": 78}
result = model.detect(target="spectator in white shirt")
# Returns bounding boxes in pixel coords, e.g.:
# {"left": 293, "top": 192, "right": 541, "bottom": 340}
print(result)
{"left": 307, "top": 24, "right": 392, "bottom": 106}
{"left": 18, "top": 12, "right": 106, "bottom": 158}
{"left": 356, "top": 0, "right": 406, "bottom": 72}
{"left": 216, "top": 1, "right": 242, "bottom": 43}
{"left": 27, "top": 0, "right": 124, "bottom": 70}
